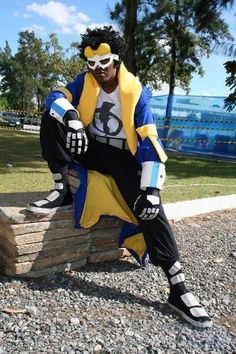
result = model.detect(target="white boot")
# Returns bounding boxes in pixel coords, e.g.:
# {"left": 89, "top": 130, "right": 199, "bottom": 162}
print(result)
{"left": 26, "top": 172, "right": 73, "bottom": 214}
{"left": 167, "top": 261, "right": 213, "bottom": 328}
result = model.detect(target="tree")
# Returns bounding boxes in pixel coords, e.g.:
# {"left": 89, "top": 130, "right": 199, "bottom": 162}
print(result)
{"left": 0, "top": 31, "right": 69, "bottom": 113}
{"left": 110, "top": 0, "right": 138, "bottom": 74}
{"left": 15, "top": 31, "right": 67, "bottom": 112}
{"left": 0, "top": 41, "right": 20, "bottom": 109}
{"left": 15, "top": 31, "right": 44, "bottom": 111}
{"left": 0, "top": 96, "right": 8, "bottom": 110}
{"left": 213, "top": 13, "right": 236, "bottom": 112}
{"left": 110, "top": 0, "right": 234, "bottom": 144}
{"left": 62, "top": 42, "right": 86, "bottom": 83}
{"left": 224, "top": 59, "right": 236, "bottom": 111}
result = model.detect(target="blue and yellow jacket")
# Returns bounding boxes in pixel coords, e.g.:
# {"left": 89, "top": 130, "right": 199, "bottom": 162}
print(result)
{"left": 46, "top": 63, "right": 167, "bottom": 164}
{"left": 46, "top": 63, "right": 168, "bottom": 266}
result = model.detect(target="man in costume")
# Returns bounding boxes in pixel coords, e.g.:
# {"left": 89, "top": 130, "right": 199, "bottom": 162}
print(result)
{"left": 27, "top": 26, "right": 212, "bottom": 328}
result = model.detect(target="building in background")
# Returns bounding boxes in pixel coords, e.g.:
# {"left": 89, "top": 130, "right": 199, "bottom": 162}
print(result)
{"left": 151, "top": 95, "right": 236, "bottom": 159}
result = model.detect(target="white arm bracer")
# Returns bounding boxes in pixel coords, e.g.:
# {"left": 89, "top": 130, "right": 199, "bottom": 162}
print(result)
{"left": 140, "top": 161, "right": 166, "bottom": 190}
{"left": 49, "top": 98, "right": 78, "bottom": 125}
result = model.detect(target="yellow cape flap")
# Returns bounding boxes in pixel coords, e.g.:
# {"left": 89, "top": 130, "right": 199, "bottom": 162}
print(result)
{"left": 118, "top": 63, "right": 142, "bottom": 155}
{"left": 149, "top": 136, "right": 168, "bottom": 163}
{"left": 136, "top": 124, "right": 168, "bottom": 163}
{"left": 136, "top": 124, "right": 157, "bottom": 138}
{"left": 122, "top": 232, "right": 147, "bottom": 261}
{"left": 77, "top": 73, "right": 100, "bottom": 127}
{"left": 79, "top": 170, "right": 138, "bottom": 228}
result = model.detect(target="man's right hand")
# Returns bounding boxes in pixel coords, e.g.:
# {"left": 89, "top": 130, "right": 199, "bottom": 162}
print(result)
{"left": 64, "top": 110, "right": 88, "bottom": 156}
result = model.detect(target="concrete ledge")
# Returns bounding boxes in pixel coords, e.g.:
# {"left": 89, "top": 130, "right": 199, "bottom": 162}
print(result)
{"left": 0, "top": 192, "right": 124, "bottom": 277}
{"left": 0, "top": 191, "right": 235, "bottom": 277}
{"left": 164, "top": 194, "right": 236, "bottom": 220}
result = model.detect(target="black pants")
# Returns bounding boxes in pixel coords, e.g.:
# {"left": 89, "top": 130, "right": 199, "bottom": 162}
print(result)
{"left": 40, "top": 111, "right": 179, "bottom": 271}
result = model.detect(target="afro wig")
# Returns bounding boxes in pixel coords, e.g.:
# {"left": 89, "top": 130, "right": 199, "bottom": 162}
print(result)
{"left": 79, "top": 26, "right": 127, "bottom": 62}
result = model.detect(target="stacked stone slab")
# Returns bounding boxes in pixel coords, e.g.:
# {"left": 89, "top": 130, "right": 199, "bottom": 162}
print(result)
{"left": 0, "top": 189, "right": 124, "bottom": 278}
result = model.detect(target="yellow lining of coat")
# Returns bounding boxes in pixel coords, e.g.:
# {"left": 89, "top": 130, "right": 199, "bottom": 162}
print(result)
{"left": 77, "top": 63, "right": 142, "bottom": 155}
{"left": 136, "top": 124, "right": 168, "bottom": 162}
{"left": 57, "top": 86, "right": 73, "bottom": 103}
{"left": 136, "top": 124, "right": 157, "bottom": 138}
{"left": 123, "top": 232, "right": 146, "bottom": 260}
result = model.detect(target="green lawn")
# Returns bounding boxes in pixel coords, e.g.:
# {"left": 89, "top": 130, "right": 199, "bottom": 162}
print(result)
{"left": 0, "top": 128, "right": 236, "bottom": 203}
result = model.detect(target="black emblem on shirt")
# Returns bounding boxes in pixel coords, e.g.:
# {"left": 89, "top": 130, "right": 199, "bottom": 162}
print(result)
{"left": 93, "top": 102, "right": 122, "bottom": 136}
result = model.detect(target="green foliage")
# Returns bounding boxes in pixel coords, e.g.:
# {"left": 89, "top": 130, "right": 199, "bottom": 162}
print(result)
{"left": 0, "top": 31, "right": 84, "bottom": 113}
{"left": 63, "top": 43, "right": 86, "bottom": 82}
{"left": 224, "top": 60, "right": 236, "bottom": 111}
{"left": 0, "top": 96, "right": 7, "bottom": 110}
{"left": 110, "top": 0, "right": 233, "bottom": 93}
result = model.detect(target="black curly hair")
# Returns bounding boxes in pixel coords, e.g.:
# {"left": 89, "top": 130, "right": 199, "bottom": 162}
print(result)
{"left": 79, "top": 26, "right": 127, "bottom": 63}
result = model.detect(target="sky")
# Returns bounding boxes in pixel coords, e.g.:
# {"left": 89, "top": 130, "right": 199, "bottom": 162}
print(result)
{"left": 0, "top": 0, "right": 235, "bottom": 98}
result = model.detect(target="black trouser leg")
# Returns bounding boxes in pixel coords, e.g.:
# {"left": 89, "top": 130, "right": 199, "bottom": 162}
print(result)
{"left": 40, "top": 110, "right": 73, "bottom": 172}
{"left": 76, "top": 141, "right": 179, "bottom": 270}
{"left": 103, "top": 148, "right": 179, "bottom": 270}
{"left": 26, "top": 111, "right": 74, "bottom": 213}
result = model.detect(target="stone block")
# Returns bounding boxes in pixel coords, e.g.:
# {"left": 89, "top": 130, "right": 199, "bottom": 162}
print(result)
{"left": 7, "top": 227, "right": 89, "bottom": 246}
{"left": 88, "top": 249, "right": 124, "bottom": 263}
{"left": 0, "top": 245, "right": 90, "bottom": 274}
{"left": 5, "top": 258, "right": 87, "bottom": 278}
{"left": 0, "top": 192, "right": 124, "bottom": 277}
{"left": 90, "top": 228, "right": 121, "bottom": 245}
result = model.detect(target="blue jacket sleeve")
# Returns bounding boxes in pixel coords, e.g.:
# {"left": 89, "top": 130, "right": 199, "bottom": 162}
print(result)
{"left": 134, "top": 86, "right": 165, "bottom": 164}
{"left": 45, "top": 91, "right": 66, "bottom": 110}
{"left": 45, "top": 73, "right": 86, "bottom": 110}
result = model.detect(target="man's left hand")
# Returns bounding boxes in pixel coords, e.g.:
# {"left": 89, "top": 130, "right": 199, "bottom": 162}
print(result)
{"left": 133, "top": 188, "right": 160, "bottom": 221}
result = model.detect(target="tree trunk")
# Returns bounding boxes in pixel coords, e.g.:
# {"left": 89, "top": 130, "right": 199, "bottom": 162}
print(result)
{"left": 163, "top": 0, "right": 179, "bottom": 147}
{"left": 163, "top": 53, "right": 176, "bottom": 147}
{"left": 124, "top": 0, "right": 137, "bottom": 75}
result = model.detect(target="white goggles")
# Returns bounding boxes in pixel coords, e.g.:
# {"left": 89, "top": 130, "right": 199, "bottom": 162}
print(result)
{"left": 87, "top": 53, "right": 119, "bottom": 70}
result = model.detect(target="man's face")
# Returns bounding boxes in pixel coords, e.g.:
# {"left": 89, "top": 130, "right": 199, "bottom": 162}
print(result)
{"left": 88, "top": 61, "right": 118, "bottom": 85}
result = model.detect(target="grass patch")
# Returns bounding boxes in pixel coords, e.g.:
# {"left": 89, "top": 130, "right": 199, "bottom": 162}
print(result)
{"left": 0, "top": 128, "right": 236, "bottom": 202}
{"left": 163, "top": 154, "right": 236, "bottom": 202}
{"left": 0, "top": 128, "right": 51, "bottom": 193}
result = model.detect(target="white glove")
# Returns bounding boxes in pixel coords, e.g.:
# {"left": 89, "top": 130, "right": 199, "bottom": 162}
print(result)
{"left": 64, "top": 110, "right": 88, "bottom": 156}
{"left": 49, "top": 97, "right": 88, "bottom": 157}
{"left": 133, "top": 188, "right": 160, "bottom": 221}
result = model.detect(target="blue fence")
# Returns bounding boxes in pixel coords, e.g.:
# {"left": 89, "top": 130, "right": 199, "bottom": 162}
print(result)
{"left": 151, "top": 95, "right": 236, "bottom": 159}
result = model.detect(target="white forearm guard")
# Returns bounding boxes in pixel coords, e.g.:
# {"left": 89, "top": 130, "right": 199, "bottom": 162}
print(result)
{"left": 49, "top": 97, "right": 88, "bottom": 156}
{"left": 140, "top": 161, "right": 166, "bottom": 190}
{"left": 49, "top": 98, "right": 78, "bottom": 124}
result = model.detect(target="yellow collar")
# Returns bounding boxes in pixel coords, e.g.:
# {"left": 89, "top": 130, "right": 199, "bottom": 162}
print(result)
{"left": 78, "top": 63, "right": 142, "bottom": 154}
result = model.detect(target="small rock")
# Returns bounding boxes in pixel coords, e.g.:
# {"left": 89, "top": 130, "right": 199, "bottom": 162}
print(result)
{"left": 201, "top": 299, "right": 209, "bottom": 306}
{"left": 94, "top": 344, "right": 102, "bottom": 353}
{"left": 70, "top": 318, "right": 80, "bottom": 326}
{"left": 230, "top": 250, "right": 236, "bottom": 258}
{"left": 0, "top": 347, "right": 7, "bottom": 354}
{"left": 125, "top": 330, "right": 134, "bottom": 336}
{"left": 214, "top": 257, "right": 224, "bottom": 263}
{"left": 25, "top": 306, "right": 37, "bottom": 316}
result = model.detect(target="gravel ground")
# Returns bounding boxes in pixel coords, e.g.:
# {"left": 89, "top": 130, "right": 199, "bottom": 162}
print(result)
{"left": 0, "top": 209, "right": 235, "bottom": 354}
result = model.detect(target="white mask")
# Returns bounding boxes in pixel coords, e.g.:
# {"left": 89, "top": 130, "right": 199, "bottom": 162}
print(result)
{"left": 87, "top": 53, "right": 119, "bottom": 70}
